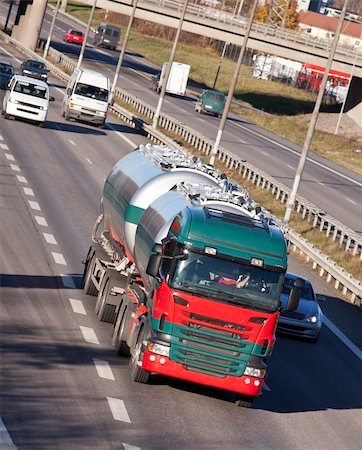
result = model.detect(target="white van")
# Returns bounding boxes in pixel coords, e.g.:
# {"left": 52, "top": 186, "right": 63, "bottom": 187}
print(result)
{"left": 1, "top": 75, "right": 53, "bottom": 127}
{"left": 62, "top": 68, "right": 110, "bottom": 127}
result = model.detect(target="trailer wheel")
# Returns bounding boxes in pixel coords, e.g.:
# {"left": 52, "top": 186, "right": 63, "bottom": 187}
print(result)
{"left": 234, "top": 394, "right": 254, "bottom": 408}
{"left": 113, "top": 306, "right": 130, "bottom": 356}
{"left": 130, "top": 328, "right": 150, "bottom": 383}
{"left": 95, "top": 275, "right": 117, "bottom": 324}
{"left": 82, "top": 248, "right": 98, "bottom": 296}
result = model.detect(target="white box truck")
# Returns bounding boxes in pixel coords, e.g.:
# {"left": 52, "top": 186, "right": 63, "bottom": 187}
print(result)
{"left": 62, "top": 68, "right": 110, "bottom": 127}
{"left": 157, "top": 62, "right": 190, "bottom": 96}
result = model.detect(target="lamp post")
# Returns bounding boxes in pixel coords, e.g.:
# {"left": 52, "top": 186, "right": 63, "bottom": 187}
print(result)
{"left": 43, "top": 0, "right": 61, "bottom": 59}
{"left": 76, "top": 0, "right": 97, "bottom": 69}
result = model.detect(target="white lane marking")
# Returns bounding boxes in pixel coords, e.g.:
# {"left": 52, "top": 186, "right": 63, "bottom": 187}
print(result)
{"left": 263, "top": 382, "right": 271, "bottom": 392}
{"left": 43, "top": 232, "right": 57, "bottom": 245}
{"left": 1, "top": 143, "right": 9, "bottom": 150}
{"left": 5, "top": 152, "right": 14, "bottom": 159}
{"left": 35, "top": 215, "right": 48, "bottom": 227}
{"left": 232, "top": 121, "right": 362, "bottom": 187}
{"left": 86, "top": 158, "right": 93, "bottom": 165}
{"left": 286, "top": 164, "right": 294, "bottom": 170}
{"left": 23, "top": 187, "right": 34, "bottom": 196}
{"left": 16, "top": 175, "right": 28, "bottom": 183}
{"left": 317, "top": 181, "right": 324, "bottom": 186}
{"left": 346, "top": 198, "right": 356, "bottom": 205}
{"left": 0, "top": 135, "right": 3, "bottom": 140}
{"left": 323, "top": 316, "right": 362, "bottom": 361}
{"left": 60, "top": 274, "right": 77, "bottom": 289}
{"left": 0, "top": 46, "right": 22, "bottom": 64}
{"left": 0, "top": 417, "right": 16, "bottom": 449}
{"left": 261, "top": 151, "right": 269, "bottom": 156}
{"left": 28, "top": 200, "right": 41, "bottom": 211}
{"left": 123, "top": 444, "right": 142, "bottom": 450}
{"left": 92, "top": 358, "right": 116, "bottom": 381}
{"left": 10, "top": 164, "right": 20, "bottom": 172}
{"left": 69, "top": 139, "right": 76, "bottom": 146}
{"left": 238, "top": 138, "right": 247, "bottom": 144}
{"left": 69, "top": 298, "right": 87, "bottom": 315}
{"left": 79, "top": 326, "right": 100, "bottom": 345}
{"left": 106, "top": 123, "right": 137, "bottom": 147}
{"left": 107, "top": 397, "right": 131, "bottom": 423}
{"left": 51, "top": 252, "right": 67, "bottom": 265}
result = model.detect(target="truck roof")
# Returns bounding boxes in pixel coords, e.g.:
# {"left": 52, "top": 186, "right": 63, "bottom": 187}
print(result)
{"left": 77, "top": 68, "right": 109, "bottom": 89}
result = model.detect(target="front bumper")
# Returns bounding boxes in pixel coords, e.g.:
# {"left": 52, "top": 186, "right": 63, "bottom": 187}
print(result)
{"left": 6, "top": 102, "right": 46, "bottom": 123}
{"left": 277, "top": 319, "right": 321, "bottom": 339}
{"left": 66, "top": 109, "right": 105, "bottom": 125}
{"left": 141, "top": 350, "right": 263, "bottom": 396}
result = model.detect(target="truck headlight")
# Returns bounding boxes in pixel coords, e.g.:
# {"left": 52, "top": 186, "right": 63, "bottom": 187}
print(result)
{"left": 147, "top": 342, "right": 170, "bottom": 357}
{"left": 39, "top": 106, "right": 48, "bottom": 111}
{"left": 9, "top": 98, "right": 19, "bottom": 104}
{"left": 244, "top": 367, "right": 266, "bottom": 378}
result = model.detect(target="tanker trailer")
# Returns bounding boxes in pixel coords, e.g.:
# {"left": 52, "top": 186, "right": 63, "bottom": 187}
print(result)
{"left": 82, "top": 144, "right": 301, "bottom": 407}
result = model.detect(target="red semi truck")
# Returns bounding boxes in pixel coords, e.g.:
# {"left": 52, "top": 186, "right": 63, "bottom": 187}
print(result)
{"left": 82, "top": 144, "right": 303, "bottom": 407}
{"left": 296, "top": 63, "right": 350, "bottom": 94}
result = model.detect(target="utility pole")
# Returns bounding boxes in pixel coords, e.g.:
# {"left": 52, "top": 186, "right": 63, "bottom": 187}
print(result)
{"left": 212, "top": 42, "right": 228, "bottom": 90}
{"left": 209, "top": 0, "right": 259, "bottom": 166}
{"left": 111, "top": 0, "right": 139, "bottom": 96}
{"left": 76, "top": 0, "right": 97, "bottom": 69}
{"left": 152, "top": 0, "right": 189, "bottom": 129}
{"left": 283, "top": 0, "right": 348, "bottom": 224}
{"left": 43, "top": 0, "right": 61, "bottom": 59}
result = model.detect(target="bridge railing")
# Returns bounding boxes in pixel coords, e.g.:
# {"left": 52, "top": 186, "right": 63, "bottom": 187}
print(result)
{"left": 0, "top": 29, "right": 360, "bottom": 304}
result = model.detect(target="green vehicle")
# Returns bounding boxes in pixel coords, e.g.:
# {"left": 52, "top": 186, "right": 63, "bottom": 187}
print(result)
{"left": 194, "top": 89, "right": 226, "bottom": 118}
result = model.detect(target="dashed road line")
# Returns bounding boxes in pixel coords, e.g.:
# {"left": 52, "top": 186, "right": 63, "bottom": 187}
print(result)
{"left": 261, "top": 151, "right": 269, "bottom": 156}
{"left": 286, "top": 164, "right": 294, "bottom": 170}
{"left": 28, "top": 200, "right": 41, "bottom": 211}
{"left": 0, "top": 143, "right": 9, "bottom": 150}
{"left": 86, "top": 158, "right": 93, "bottom": 165}
{"left": 69, "top": 139, "right": 76, "bottom": 146}
{"left": 10, "top": 164, "right": 20, "bottom": 172}
{"left": 0, "top": 135, "right": 3, "bottom": 140}
{"left": 123, "top": 443, "right": 142, "bottom": 450}
{"left": 92, "top": 358, "right": 116, "bottom": 381}
{"left": 106, "top": 123, "right": 137, "bottom": 147}
{"left": 16, "top": 175, "right": 28, "bottom": 183}
{"left": 317, "top": 181, "right": 324, "bottom": 186}
{"left": 51, "top": 252, "right": 67, "bottom": 265}
{"left": 324, "top": 316, "right": 362, "bottom": 361}
{"left": 23, "top": 187, "right": 34, "bottom": 196}
{"left": 80, "top": 326, "right": 100, "bottom": 345}
{"left": 346, "top": 198, "right": 356, "bottom": 205}
{"left": 35, "top": 215, "right": 48, "bottom": 227}
{"left": 5, "top": 153, "right": 14, "bottom": 160}
{"left": 107, "top": 397, "right": 131, "bottom": 423}
{"left": 69, "top": 298, "right": 87, "bottom": 315}
{"left": 43, "top": 232, "right": 57, "bottom": 245}
{"left": 238, "top": 138, "right": 247, "bottom": 144}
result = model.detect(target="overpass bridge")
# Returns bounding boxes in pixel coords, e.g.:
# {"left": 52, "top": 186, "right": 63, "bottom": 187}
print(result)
{"left": 10, "top": 0, "right": 362, "bottom": 125}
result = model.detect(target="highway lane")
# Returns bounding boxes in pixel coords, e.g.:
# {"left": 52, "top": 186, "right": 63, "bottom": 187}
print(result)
{"left": 1, "top": 45, "right": 362, "bottom": 449}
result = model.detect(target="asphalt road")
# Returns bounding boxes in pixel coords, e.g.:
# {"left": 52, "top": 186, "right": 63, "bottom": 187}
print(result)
{"left": 1, "top": 40, "right": 362, "bottom": 450}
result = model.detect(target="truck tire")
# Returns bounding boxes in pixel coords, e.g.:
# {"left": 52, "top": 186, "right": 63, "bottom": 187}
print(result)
{"left": 130, "top": 327, "right": 150, "bottom": 383}
{"left": 82, "top": 247, "right": 99, "bottom": 296}
{"left": 234, "top": 394, "right": 254, "bottom": 408}
{"left": 113, "top": 306, "right": 130, "bottom": 356}
{"left": 95, "top": 274, "right": 117, "bottom": 324}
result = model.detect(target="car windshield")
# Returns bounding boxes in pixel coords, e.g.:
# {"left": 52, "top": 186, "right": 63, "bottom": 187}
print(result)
{"left": 74, "top": 82, "right": 108, "bottom": 102}
{"left": 170, "top": 251, "right": 283, "bottom": 312}
{"left": 14, "top": 81, "right": 48, "bottom": 99}
{"left": 282, "top": 277, "right": 314, "bottom": 300}
{"left": 0, "top": 63, "right": 13, "bottom": 74}
{"left": 25, "top": 61, "right": 46, "bottom": 70}
{"left": 71, "top": 30, "right": 83, "bottom": 36}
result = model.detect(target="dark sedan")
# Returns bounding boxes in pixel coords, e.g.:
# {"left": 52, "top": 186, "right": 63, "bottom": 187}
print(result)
{"left": 277, "top": 272, "right": 323, "bottom": 342}
{"left": 20, "top": 59, "right": 49, "bottom": 82}
{"left": 0, "top": 61, "right": 14, "bottom": 89}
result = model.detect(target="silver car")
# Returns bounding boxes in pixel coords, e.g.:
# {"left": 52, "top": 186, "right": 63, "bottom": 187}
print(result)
{"left": 278, "top": 273, "right": 323, "bottom": 342}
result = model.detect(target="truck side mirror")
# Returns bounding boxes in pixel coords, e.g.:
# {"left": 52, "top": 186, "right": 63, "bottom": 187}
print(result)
{"left": 146, "top": 254, "right": 162, "bottom": 277}
{"left": 285, "top": 278, "right": 305, "bottom": 311}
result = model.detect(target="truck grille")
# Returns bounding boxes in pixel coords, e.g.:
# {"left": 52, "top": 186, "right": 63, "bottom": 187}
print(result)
{"left": 18, "top": 101, "right": 42, "bottom": 110}
{"left": 170, "top": 312, "right": 255, "bottom": 378}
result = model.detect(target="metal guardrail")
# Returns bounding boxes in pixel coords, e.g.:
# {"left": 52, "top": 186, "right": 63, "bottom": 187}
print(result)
{"left": 0, "top": 31, "right": 360, "bottom": 305}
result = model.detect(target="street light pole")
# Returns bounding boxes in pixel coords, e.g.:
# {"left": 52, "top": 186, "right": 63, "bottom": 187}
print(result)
{"left": 212, "top": 42, "right": 228, "bottom": 90}
{"left": 76, "top": 0, "right": 97, "bottom": 70}
{"left": 111, "top": 0, "right": 139, "bottom": 96}
{"left": 283, "top": 0, "right": 348, "bottom": 224}
{"left": 43, "top": 0, "right": 61, "bottom": 59}
{"left": 152, "top": 0, "right": 189, "bottom": 129}
{"left": 209, "top": 0, "right": 259, "bottom": 166}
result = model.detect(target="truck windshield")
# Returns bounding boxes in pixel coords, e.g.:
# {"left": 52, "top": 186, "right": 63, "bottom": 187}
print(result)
{"left": 170, "top": 251, "right": 283, "bottom": 312}
{"left": 74, "top": 83, "right": 108, "bottom": 102}
{"left": 14, "top": 81, "right": 48, "bottom": 99}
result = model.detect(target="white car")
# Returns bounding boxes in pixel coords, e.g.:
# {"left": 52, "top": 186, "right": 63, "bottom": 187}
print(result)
{"left": 1, "top": 75, "right": 54, "bottom": 127}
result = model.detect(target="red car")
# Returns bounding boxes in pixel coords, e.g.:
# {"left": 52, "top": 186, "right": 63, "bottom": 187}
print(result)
{"left": 63, "top": 29, "right": 84, "bottom": 45}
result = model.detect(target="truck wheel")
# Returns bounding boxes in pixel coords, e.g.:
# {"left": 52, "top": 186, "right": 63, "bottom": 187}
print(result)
{"left": 130, "top": 328, "right": 150, "bottom": 383}
{"left": 82, "top": 248, "right": 98, "bottom": 296}
{"left": 234, "top": 394, "right": 254, "bottom": 408}
{"left": 113, "top": 306, "right": 130, "bottom": 356}
{"left": 95, "top": 275, "right": 117, "bottom": 324}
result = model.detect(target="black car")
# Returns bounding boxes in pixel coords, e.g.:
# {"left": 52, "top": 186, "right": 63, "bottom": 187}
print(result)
{"left": 20, "top": 59, "right": 49, "bottom": 82}
{"left": 149, "top": 72, "right": 161, "bottom": 93}
{"left": 0, "top": 61, "right": 14, "bottom": 89}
